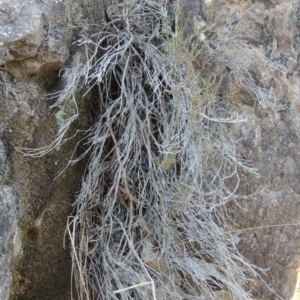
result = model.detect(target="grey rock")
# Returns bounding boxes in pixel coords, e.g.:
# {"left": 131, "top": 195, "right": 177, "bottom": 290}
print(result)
{"left": 0, "top": 187, "right": 20, "bottom": 300}
{"left": 180, "top": 0, "right": 300, "bottom": 299}
{"left": 0, "top": 0, "right": 44, "bottom": 63}
{"left": 0, "top": 0, "right": 71, "bottom": 79}
{"left": 0, "top": 140, "right": 8, "bottom": 182}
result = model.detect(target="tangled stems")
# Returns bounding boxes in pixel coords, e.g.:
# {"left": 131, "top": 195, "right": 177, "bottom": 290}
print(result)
{"left": 24, "top": 0, "right": 281, "bottom": 299}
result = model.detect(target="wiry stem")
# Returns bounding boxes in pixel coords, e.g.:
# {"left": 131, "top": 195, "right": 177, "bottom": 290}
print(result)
{"left": 22, "top": 0, "right": 283, "bottom": 299}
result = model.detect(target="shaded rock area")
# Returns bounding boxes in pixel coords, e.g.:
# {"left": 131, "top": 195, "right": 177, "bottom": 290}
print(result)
{"left": 0, "top": 0, "right": 102, "bottom": 299}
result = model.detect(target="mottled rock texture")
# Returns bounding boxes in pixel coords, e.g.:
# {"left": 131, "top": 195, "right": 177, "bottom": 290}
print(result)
{"left": 179, "top": 0, "right": 300, "bottom": 299}
{"left": 212, "top": 1, "right": 300, "bottom": 299}
{"left": 0, "top": 187, "right": 20, "bottom": 300}
{"left": 0, "top": 1, "right": 100, "bottom": 299}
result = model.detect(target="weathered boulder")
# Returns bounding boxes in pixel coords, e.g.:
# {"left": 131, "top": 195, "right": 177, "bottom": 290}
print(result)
{"left": 0, "top": 0, "right": 44, "bottom": 62}
{"left": 0, "top": 0, "right": 70, "bottom": 79}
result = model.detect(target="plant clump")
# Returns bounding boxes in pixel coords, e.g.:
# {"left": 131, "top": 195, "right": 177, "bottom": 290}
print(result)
{"left": 23, "top": 0, "right": 281, "bottom": 299}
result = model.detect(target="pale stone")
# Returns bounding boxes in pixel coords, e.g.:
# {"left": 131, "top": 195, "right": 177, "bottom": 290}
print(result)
{"left": 0, "top": 187, "right": 20, "bottom": 300}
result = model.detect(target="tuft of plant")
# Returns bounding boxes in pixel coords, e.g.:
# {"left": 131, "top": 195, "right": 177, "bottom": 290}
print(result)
{"left": 21, "top": 0, "right": 282, "bottom": 299}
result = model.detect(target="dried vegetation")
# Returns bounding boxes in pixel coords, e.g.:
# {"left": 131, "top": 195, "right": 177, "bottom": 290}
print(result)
{"left": 22, "top": 0, "right": 282, "bottom": 299}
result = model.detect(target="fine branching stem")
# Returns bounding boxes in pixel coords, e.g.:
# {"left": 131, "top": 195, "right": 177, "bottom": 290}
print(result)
{"left": 22, "top": 0, "right": 286, "bottom": 299}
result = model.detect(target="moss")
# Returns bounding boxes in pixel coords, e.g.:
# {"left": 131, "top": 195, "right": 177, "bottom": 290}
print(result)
{"left": 6, "top": 80, "right": 90, "bottom": 300}
{"left": 55, "top": 106, "right": 66, "bottom": 128}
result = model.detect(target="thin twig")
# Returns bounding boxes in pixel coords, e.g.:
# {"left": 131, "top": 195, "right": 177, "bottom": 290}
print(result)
{"left": 231, "top": 222, "right": 300, "bottom": 233}
{"left": 113, "top": 281, "right": 152, "bottom": 294}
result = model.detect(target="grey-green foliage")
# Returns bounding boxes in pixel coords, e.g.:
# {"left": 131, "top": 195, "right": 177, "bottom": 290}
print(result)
{"left": 24, "top": 0, "right": 281, "bottom": 299}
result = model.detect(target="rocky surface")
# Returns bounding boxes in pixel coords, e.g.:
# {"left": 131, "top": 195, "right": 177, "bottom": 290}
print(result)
{"left": 212, "top": 1, "right": 300, "bottom": 299}
{"left": 0, "top": 0, "right": 66, "bottom": 79}
{"left": 1, "top": 0, "right": 300, "bottom": 299}
{"left": 0, "top": 187, "right": 20, "bottom": 300}
{"left": 0, "top": 1, "right": 97, "bottom": 299}
{"left": 179, "top": 0, "right": 300, "bottom": 299}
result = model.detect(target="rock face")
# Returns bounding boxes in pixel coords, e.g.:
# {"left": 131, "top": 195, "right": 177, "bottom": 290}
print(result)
{"left": 180, "top": 0, "right": 300, "bottom": 299}
{"left": 0, "top": 0, "right": 65, "bottom": 78}
{"left": 1, "top": 0, "right": 300, "bottom": 299}
{"left": 212, "top": 1, "right": 300, "bottom": 299}
{"left": 0, "top": 1, "right": 97, "bottom": 299}
{"left": 0, "top": 187, "right": 20, "bottom": 300}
